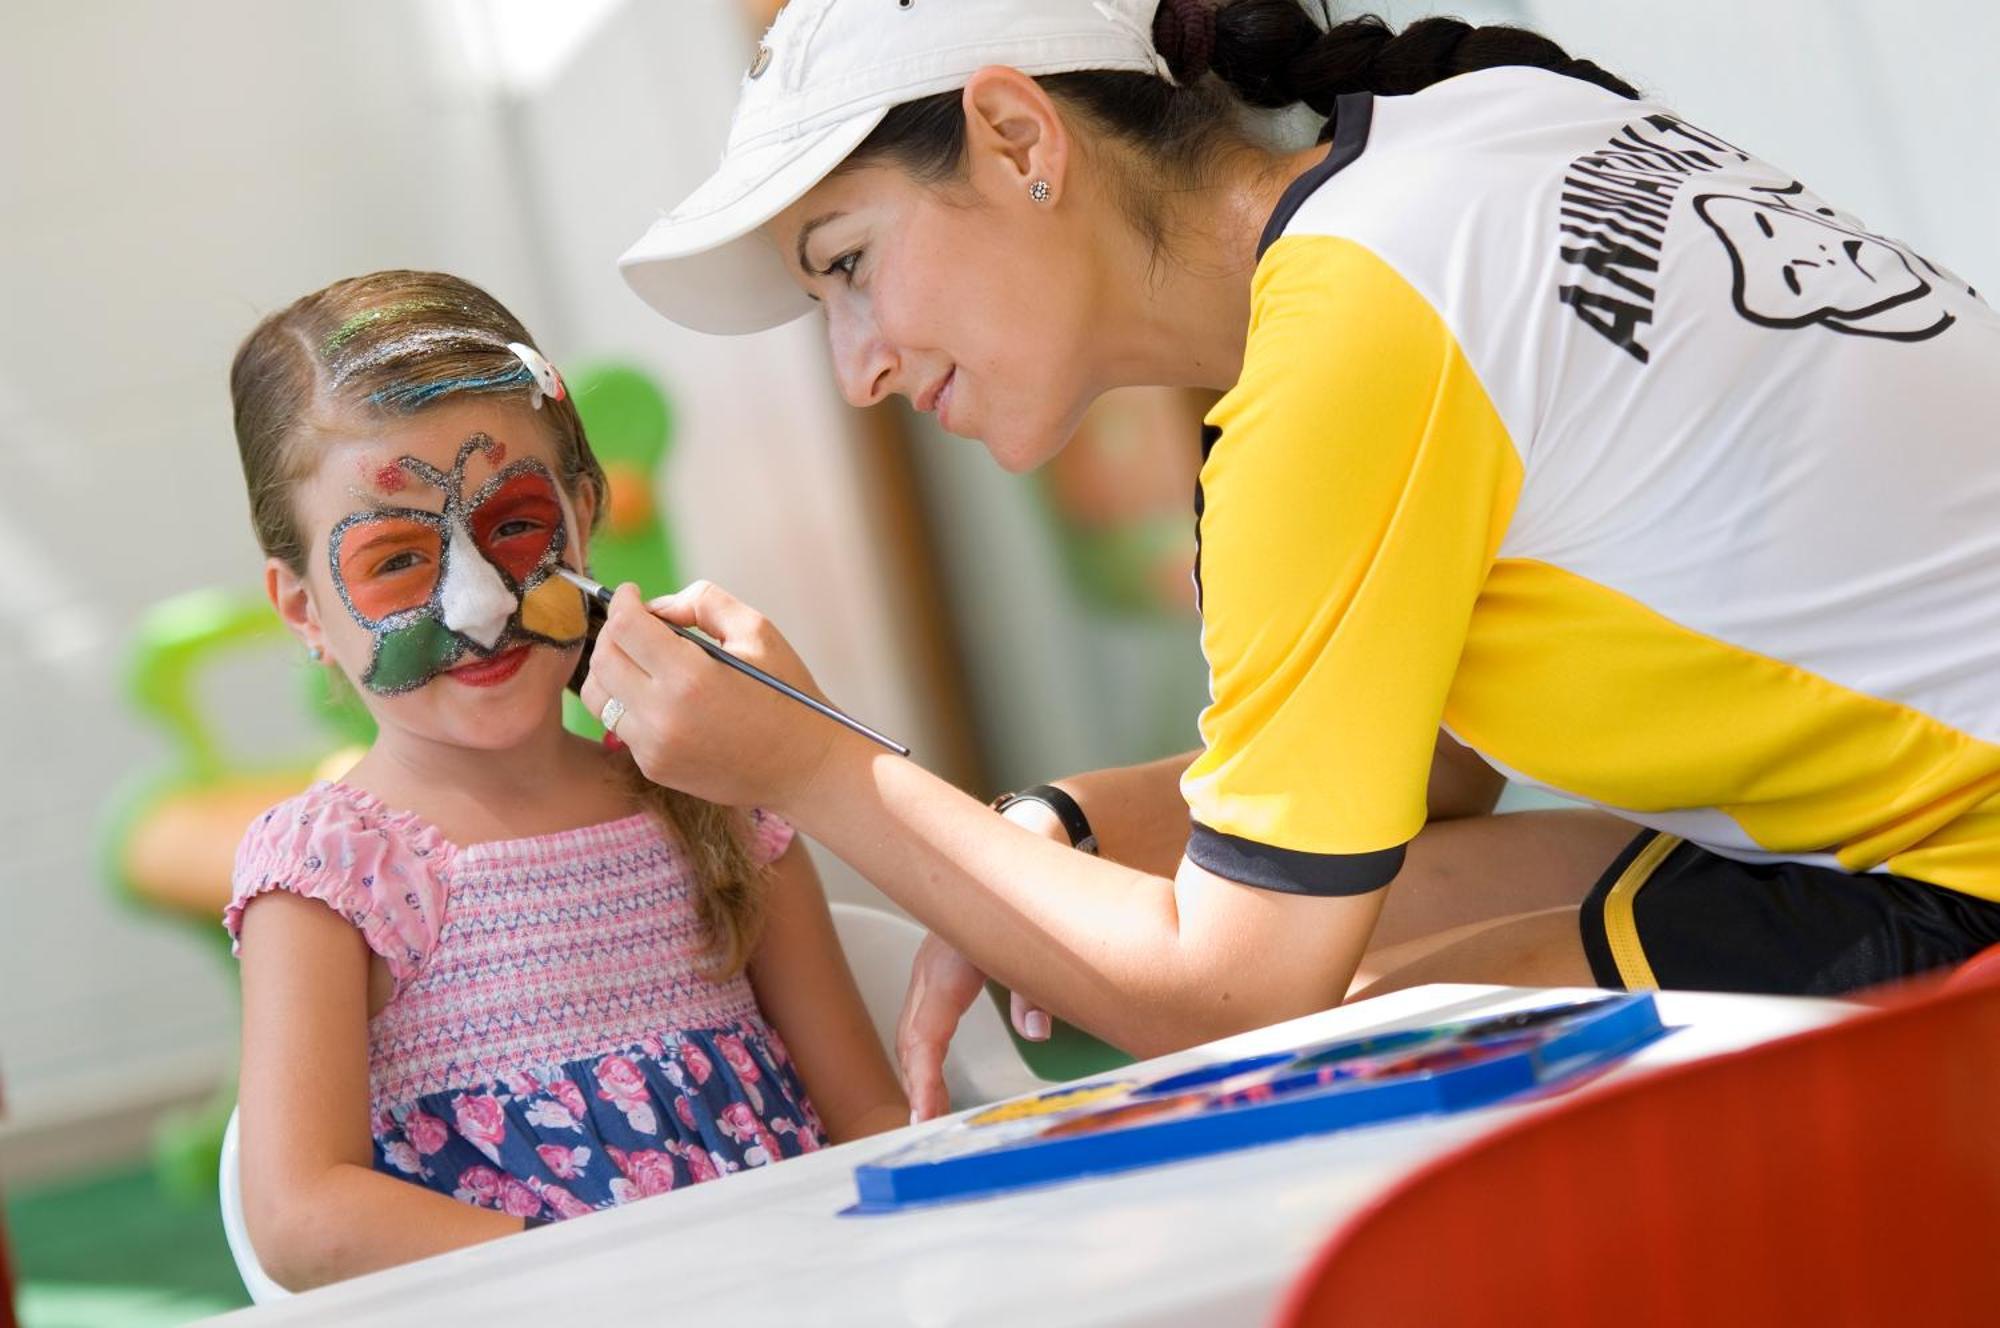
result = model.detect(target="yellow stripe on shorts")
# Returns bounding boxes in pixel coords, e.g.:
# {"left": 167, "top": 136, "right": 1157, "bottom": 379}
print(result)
{"left": 1602, "top": 834, "right": 1681, "bottom": 990}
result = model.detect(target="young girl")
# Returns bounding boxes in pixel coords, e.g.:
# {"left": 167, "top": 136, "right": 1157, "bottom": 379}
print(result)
{"left": 224, "top": 270, "right": 907, "bottom": 1291}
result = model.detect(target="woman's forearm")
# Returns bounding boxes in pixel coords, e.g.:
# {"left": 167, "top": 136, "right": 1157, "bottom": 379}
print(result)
{"left": 782, "top": 737, "right": 1355, "bottom": 1057}
{"left": 1048, "top": 750, "right": 1197, "bottom": 877}
{"left": 583, "top": 585, "right": 1377, "bottom": 1053}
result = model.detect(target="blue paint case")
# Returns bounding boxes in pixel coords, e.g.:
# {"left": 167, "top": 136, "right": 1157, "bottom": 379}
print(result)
{"left": 850, "top": 992, "right": 1663, "bottom": 1213}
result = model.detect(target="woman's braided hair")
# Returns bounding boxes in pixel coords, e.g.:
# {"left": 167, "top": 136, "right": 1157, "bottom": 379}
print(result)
{"left": 1173, "top": 1, "right": 1637, "bottom": 106}
{"left": 842, "top": 3, "right": 1635, "bottom": 258}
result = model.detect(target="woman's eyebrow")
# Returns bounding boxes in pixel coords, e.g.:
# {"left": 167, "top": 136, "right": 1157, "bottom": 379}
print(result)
{"left": 795, "top": 212, "right": 846, "bottom": 274}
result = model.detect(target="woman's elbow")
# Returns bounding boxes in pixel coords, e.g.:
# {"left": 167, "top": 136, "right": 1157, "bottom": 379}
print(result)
{"left": 1096, "top": 993, "right": 1245, "bottom": 1062}
{"left": 1114, "top": 971, "right": 1344, "bottom": 1061}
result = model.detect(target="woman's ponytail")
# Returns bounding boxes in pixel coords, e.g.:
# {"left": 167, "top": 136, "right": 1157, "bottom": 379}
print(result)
{"left": 1155, "top": 1, "right": 1639, "bottom": 110}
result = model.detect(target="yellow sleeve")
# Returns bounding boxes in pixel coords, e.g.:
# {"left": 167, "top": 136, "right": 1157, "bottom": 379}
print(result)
{"left": 1181, "top": 236, "right": 1523, "bottom": 894}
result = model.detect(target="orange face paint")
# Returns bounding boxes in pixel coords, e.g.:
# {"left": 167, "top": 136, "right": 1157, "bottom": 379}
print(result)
{"left": 334, "top": 516, "right": 443, "bottom": 620}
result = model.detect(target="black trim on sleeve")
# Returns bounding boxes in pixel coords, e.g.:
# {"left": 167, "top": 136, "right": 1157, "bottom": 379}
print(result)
{"left": 1187, "top": 822, "right": 1406, "bottom": 897}
{"left": 1191, "top": 423, "right": 1219, "bottom": 616}
{"left": 1256, "top": 91, "right": 1376, "bottom": 260}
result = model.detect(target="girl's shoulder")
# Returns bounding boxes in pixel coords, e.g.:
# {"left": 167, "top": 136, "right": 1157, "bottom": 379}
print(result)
{"left": 224, "top": 780, "right": 451, "bottom": 985}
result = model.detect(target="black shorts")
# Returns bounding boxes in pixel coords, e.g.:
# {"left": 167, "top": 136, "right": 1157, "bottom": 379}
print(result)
{"left": 1579, "top": 831, "right": 2000, "bottom": 996}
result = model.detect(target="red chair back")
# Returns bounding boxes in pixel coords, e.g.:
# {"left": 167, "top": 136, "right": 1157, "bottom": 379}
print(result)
{"left": 1949, "top": 941, "right": 2000, "bottom": 990}
{"left": 1274, "top": 971, "right": 2000, "bottom": 1328}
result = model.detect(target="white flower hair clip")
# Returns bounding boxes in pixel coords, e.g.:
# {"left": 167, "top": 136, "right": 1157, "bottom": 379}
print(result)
{"left": 506, "top": 341, "right": 567, "bottom": 410}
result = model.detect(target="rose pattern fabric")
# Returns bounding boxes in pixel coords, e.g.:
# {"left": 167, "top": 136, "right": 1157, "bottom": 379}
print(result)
{"left": 373, "top": 1020, "right": 826, "bottom": 1223}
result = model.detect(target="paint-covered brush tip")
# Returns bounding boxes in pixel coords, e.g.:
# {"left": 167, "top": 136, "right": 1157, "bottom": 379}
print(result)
{"left": 554, "top": 565, "right": 614, "bottom": 606}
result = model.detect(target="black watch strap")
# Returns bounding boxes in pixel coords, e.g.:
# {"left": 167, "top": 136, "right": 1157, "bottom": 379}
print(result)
{"left": 992, "top": 783, "right": 1098, "bottom": 855}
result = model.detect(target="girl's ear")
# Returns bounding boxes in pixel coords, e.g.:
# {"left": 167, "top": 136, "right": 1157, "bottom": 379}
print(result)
{"left": 266, "top": 557, "right": 325, "bottom": 655}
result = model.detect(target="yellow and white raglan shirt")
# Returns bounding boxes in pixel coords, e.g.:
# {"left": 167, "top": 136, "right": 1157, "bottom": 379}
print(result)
{"left": 1182, "top": 68, "right": 2000, "bottom": 903}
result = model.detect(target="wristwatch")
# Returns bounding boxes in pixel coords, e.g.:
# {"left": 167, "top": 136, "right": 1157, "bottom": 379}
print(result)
{"left": 990, "top": 783, "right": 1098, "bottom": 856}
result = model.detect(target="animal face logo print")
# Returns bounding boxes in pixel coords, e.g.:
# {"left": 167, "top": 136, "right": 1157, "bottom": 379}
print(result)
{"left": 328, "top": 434, "right": 587, "bottom": 694}
{"left": 1693, "top": 183, "right": 1959, "bottom": 342}
{"left": 1553, "top": 113, "right": 1980, "bottom": 361}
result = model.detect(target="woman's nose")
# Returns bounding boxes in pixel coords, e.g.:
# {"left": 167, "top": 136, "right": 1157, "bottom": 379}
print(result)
{"left": 828, "top": 312, "right": 897, "bottom": 409}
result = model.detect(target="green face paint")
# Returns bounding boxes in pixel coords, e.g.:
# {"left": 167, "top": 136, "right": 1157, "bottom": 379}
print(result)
{"left": 326, "top": 434, "right": 585, "bottom": 696}
{"left": 363, "top": 616, "right": 460, "bottom": 694}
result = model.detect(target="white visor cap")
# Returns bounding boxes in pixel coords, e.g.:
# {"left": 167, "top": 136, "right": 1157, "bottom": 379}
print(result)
{"left": 619, "top": 0, "right": 1173, "bottom": 336}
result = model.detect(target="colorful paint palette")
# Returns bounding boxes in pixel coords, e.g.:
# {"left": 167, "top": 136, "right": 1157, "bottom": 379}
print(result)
{"left": 851, "top": 993, "right": 1663, "bottom": 1213}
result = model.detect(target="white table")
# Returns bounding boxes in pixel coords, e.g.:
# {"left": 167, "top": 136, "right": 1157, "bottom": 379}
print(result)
{"left": 202, "top": 984, "right": 1853, "bottom": 1328}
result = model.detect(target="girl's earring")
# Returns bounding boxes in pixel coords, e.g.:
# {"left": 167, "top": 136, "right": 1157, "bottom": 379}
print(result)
{"left": 306, "top": 645, "right": 324, "bottom": 663}
{"left": 1029, "top": 179, "right": 1052, "bottom": 204}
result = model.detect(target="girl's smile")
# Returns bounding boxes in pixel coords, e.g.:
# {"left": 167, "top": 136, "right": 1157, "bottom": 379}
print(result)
{"left": 446, "top": 645, "right": 533, "bottom": 688}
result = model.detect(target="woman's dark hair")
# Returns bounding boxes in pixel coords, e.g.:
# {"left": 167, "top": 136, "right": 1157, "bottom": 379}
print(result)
{"left": 842, "top": 2, "right": 1636, "bottom": 256}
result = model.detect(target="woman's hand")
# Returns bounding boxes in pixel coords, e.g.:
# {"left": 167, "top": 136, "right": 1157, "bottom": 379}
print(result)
{"left": 579, "top": 581, "right": 840, "bottom": 811}
{"left": 897, "top": 934, "right": 1050, "bottom": 1123}
{"left": 894, "top": 797, "right": 1066, "bottom": 1123}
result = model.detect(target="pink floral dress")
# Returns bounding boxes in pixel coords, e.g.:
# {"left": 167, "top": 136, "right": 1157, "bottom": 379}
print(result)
{"left": 225, "top": 781, "right": 826, "bottom": 1223}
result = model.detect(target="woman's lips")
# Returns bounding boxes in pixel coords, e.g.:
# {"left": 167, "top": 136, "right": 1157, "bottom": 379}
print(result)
{"left": 447, "top": 645, "right": 530, "bottom": 688}
{"left": 935, "top": 368, "right": 958, "bottom": 431}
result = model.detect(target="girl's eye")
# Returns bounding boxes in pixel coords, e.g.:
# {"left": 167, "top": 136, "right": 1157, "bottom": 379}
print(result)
{"left": 491, "top": 517, "right": 543, "bottom": 541}
{"left": 375, "top": 549, "right": 427, "bottom": 576}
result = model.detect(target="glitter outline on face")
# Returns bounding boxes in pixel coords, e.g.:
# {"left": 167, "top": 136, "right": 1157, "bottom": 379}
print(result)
{"left": 326, "top": 433, "right": 585, "bottom": 695}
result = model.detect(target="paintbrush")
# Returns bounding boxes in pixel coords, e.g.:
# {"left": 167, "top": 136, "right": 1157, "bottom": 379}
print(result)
{"left": 555, "top": 566, "right": 911, "bottom": 757}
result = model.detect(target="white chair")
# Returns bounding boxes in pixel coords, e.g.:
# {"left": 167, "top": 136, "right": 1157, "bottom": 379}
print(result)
{"left": 219, "top": 1106, "right": 291, "bottom": 1304}
{"left": 826, "top": 901, "right": 1051, "bottom": 1111}
{"left": 219, "top": 903, "right": 1045, "bottom": 1301}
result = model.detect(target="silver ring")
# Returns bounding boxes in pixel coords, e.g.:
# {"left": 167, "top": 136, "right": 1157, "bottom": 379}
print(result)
{"left": 600, "top": 696, "right": 627, "bottom": 734}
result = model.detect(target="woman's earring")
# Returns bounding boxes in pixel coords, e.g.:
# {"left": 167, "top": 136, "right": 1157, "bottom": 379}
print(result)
{"left": 1029, "top": 179, "right": 1052, "bottom": 204}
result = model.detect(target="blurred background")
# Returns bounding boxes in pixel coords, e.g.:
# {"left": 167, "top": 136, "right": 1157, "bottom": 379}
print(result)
{"left": 1, "top": 1, "right": 1994, "bottom": 1322}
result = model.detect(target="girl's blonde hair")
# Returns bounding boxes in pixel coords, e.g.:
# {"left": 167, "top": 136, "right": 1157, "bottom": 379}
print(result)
{"left": 230, "top": 269, "right": 768, "bottom": 974}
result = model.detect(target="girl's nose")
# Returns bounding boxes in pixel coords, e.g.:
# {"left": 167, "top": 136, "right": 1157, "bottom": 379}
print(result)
{"left": 438, "top": 524, "right": 517, "bottom": 649}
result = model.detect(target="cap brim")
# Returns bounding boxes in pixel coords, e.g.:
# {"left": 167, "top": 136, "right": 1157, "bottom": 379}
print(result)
{"left": 619, "top": 108, "right": 889, "bottom": 336}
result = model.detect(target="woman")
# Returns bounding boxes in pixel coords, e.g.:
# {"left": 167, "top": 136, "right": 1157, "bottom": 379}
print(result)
{"left": 587, "top": 0, "right": 2000, "bottom": 1118}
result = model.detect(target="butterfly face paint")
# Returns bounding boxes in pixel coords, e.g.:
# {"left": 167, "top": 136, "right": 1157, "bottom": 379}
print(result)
{"left": 327, "top": 434, "right": 588, "bottom": 695}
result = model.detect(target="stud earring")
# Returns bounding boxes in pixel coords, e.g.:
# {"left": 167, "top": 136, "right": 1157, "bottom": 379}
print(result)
{"left": 1029, "top": 179, "right": 1052, "bottom": 204}
{"left": 306, "top": 645, "right": 324, "bottom": 663}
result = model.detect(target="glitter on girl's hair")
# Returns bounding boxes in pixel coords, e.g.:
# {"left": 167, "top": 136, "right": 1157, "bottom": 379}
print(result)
{"left": 370, "top": 368, "right": 535, "bottom": 411}
{"left": 330, "top": 327, "right": 510, "bottom": 389}
{"left": 322, "top": 298, "right": 460, "bottom": 354}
